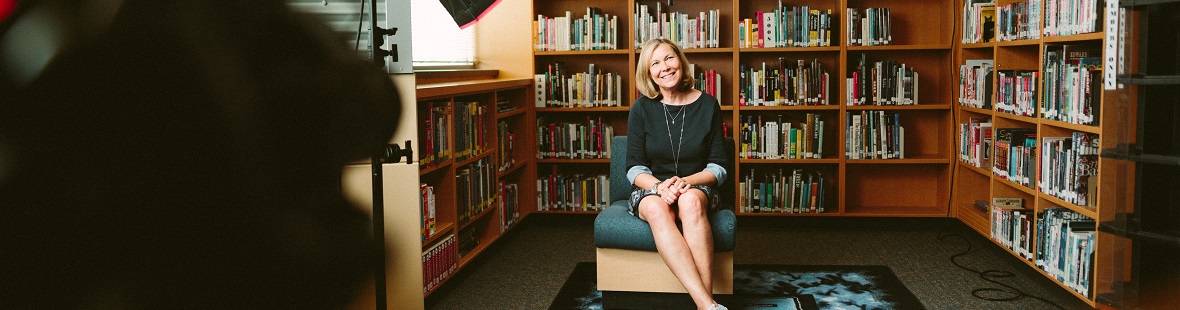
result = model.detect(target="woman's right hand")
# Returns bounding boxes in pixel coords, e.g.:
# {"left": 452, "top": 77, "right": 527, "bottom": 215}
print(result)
{"left": 658, "top": 176, "right": 685, "bottom": 204}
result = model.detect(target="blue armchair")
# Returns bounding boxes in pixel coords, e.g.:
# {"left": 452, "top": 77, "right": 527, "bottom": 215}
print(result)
{"left": 593, "top": 136, "right": 736, "bottom": 294}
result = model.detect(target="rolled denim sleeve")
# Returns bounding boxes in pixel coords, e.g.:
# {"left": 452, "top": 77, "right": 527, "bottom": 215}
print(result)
{"left": 704, "top": 163, "right": 727, "bottom": 186}
{"left": 626, "top": 165, "right": 653, "bottom": 186}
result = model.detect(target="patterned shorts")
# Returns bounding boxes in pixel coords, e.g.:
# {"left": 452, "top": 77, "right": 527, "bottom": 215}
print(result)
{"left": 627, "top": 184, "right": 720, "bottom": 217}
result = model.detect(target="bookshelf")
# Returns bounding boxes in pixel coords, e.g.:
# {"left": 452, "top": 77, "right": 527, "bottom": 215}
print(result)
{"left": 532, "top": 0, "right": 955, "bottom": 218}
{"left": 950, "top": 0, "right": 1118, "bottom": 306}
{"left": 1094, "top": 1, "right": 1180, "bottom": 308}
{"left": 414, "top": 78, "right": 534, "bottom": 297}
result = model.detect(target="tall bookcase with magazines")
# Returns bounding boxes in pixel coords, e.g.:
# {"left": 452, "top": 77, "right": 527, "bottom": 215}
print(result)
{"left": 951, "top": 0, "right": 1116, "bottom": 306}
{"left": 533, "top": 0, "right": 955, "bottom": 217}
{"left": 415, "top": 79, "right": 534, "bottom": 297}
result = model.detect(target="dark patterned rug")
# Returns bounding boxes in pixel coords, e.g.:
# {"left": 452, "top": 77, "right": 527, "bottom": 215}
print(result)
{"left": 550, "top": 262, "right": 924, "bottom": 310}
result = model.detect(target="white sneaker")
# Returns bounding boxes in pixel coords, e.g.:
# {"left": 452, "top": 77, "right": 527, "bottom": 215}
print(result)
{"left": 708, "top": 304, "right": 728, "bottom": 310}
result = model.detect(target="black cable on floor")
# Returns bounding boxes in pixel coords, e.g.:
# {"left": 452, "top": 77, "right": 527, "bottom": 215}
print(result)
{"left": 936, "top": 231, "right": 1067, "bottom": 310}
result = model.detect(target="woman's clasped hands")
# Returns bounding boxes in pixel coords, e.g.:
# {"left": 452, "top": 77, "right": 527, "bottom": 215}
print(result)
{"left": 657, "top": 176, "right": 692, "bottom": 205}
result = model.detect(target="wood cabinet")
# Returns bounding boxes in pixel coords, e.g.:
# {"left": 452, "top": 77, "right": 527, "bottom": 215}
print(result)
{"left": 1094, "top": 1, "right": 1180, "bottom": 308}
{"left": 951, "top": 0, "right": 1115, "bottom": 306}
{"left": 414, "top": 78, "right": 535, "bottom": 297}
{"left": 533, "top": 0, "right": 955, "bottom": 217}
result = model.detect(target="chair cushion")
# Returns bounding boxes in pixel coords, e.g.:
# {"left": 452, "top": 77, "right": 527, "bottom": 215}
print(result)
{"left": 594, "top": 202, "right": 735, "bottom": 252}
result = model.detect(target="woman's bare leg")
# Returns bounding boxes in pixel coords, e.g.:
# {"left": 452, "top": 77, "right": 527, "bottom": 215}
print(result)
{"left": 638, "top": 195, "right": 716, "bottom": 309}
{"left": 677, "top": 189, "right": 715, "bottom": 295}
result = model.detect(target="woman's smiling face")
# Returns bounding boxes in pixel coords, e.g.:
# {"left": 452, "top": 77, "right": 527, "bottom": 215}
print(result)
{"left": 648, "top": 43, "right": 682, "bottom": 92}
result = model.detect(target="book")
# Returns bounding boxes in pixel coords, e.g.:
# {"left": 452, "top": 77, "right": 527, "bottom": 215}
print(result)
{"left": 959, "top": 59, "right": 994, "bottom": 109}
{"left": 992, "top": 197, "right": 1023, "bottom": 209}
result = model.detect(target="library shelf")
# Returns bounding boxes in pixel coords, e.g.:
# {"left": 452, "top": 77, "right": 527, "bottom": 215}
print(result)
{"left": 534, "top": 107, "right": 630, "bottom": 112}
{"left": 1100, "top": 148, "right": 1180, "bottom": 166}
{"left": 993, "top": 111, "right": 1039, "bottom": 124}
{"left": 459, "top": 203, "right": 499, "bottom": 230}
{"left": 845, "top": 44, "right": 953, "bottom": 51}
{"left": 534, "top": 50, "right": 632, "bottom": 56}
{"left": 419, "top": 160, "right": 453, "bottom": 176}
{"left": 956, "top": 201, "right": 990, "bottom": 235}
{"left": 842, "top": 205, "right": 949, "bottom": 217}
{"left": 496, "top": 108, "right": 527, "bottom": 119}
{"left": 949, "top": 0, "right": 1117, "bottom": 302}
{"left": 1094, "top": 3, "right": 1180, "bottom": 307}
{"left": 1041, "top": 32, "right": 1105, "bottom": 43}
{"left": 960, "top": 105, "right": 991, "bottom": 115}
{"left": 737, "top": 46, "right": 842, "bottom": 52}
{"left": 737, "top": 212, "right": 842, "bottom": 217}
{"left": 844, "top": 158, "right": 951, "bottom": 164}
{"left": 457, "top": 236, "right": 495, "bottom": 268}
{"left": 994, "top": 174, "right": 1038, "bottom": 196}
{"left": 1038, "top": 194, "right": 1100, "bottom": 220}
{"left": 961, "top": 41, "right": 996, "bottom": 49}
{"left": 532, "top": 210, "right": 601, "bottom": 215}
{"left": 738, "top": 105, "right": 841, "bottom": 111}
{"left": 979, "top": 227, "right": 1105, "bottom": 304}
{"left": 423, "top": 222, "right": 456, "bottom": 249}
{"left": 740, "top": 158, "right": 841, "bottom": 164}
{"left": 415, "top": 77, "right": 535, "bottom": 297}
{"left": 680, "top": 47, "right": 737, "bottom": 54}
{"left": 960, "top": 161, "right": 991, "bottom": 177}
{"left": 416, "top": 78, "right": 533, "bottom": 100}
{"left": 535, "top": 158, "right": 611, "bottom": 164}
{"left": 845, "top": 104, "right": 953, "bottom": 111}
{"left": 994, "top": 38, "right": 1040, "bottom": 47}
{"left": 455, "top": 150, "right": 496, "bottom": 168}
{"left": 496, "top": 162, "right": 526, "bottom": 179}
{"left": 537, "top": 0, "right": 957, "bottom": 222}
{"left": 1119, "top": 0, "right": 1180, "bottom": 6}
{"left": 1115, "top": 74, "right": 1180, "bottom": 85}
{"left": 1098, "top": 219, "right": 1180, "bottom": 247}
{"left": 1040, "top": 119, "right": 1101, "bottom": 134}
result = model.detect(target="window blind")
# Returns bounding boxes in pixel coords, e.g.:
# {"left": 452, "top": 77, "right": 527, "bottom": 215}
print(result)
{"left": 410, "top": 0, "right": 476, "bottom": 68}
{"left": 289, "top": 0, "right": 475, "bottom": 68}
{"left": 287, "top": 0, "right": 386, "bottom": 55}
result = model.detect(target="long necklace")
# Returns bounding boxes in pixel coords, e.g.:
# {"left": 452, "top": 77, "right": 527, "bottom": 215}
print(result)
{"left": 661, "top": 103, "right": 687, "bottom": 174}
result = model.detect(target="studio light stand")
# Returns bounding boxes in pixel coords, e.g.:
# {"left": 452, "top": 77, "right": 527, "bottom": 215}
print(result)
{"left": 366, "top": 0, "right": 403, "bottom": 308}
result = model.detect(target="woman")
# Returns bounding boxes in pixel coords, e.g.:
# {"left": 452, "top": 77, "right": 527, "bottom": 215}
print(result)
{"left": 626, "top": 38, "right": 729, "bottom": 310}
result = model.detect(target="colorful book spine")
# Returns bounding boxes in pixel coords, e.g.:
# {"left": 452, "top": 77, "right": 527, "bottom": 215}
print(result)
{"left": 537, "top": 169, "right": 609, "bottom": 212}
{"left": 535, "top": 8, "right": 619, "bottom": 51}
{"left": 633, "top": 3, "right": 720, "bottom": 49}
{"left": 422, "top": 234, "right": 457, "bottom": 294}
{"left": 739, "top": 168, "right": 827, "bottom": 213}
{"left": 846, "top": 54, "right": 918, "bottom": 106}
{"left": 845, "top": 110, "right": 905, "bottom": 159}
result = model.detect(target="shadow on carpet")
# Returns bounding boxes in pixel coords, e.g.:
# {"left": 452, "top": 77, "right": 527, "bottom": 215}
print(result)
{"left": 550, "top": 262, "right": 924, "bottom": 310}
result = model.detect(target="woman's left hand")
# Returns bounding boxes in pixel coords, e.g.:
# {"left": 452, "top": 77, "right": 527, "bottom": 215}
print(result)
{"left": 660, "top": 177, "right": 692, "bottom": 204}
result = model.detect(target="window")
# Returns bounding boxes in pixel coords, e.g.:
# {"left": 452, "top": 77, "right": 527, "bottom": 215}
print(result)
{"left": 286, "top": 0, "right": 387, "bottom": 54}
{"left": 411, "top": 0, "right": 476, "bottom": 69}
{"left": 288, "top": 0, "right": 474, "bottom": 69}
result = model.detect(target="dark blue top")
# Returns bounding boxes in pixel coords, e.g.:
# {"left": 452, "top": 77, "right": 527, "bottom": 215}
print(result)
{"left": 626, "top": 93, "right": 728, "bottom": 180}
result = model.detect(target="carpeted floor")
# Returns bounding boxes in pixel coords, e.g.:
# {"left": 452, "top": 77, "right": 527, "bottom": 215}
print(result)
{"left": 425, "top": 215, "right": 1094, "bottom": 310}
{"left": 550, "top": 262, "right": 924, "bottom": 310}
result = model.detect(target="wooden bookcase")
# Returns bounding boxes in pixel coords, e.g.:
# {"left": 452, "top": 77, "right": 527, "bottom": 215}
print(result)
{"left": 950, "top": 0, "right": 1113, "bottom": 307}
{"left": 414, "top": 78, "right": 535, "bottom": 297}
{"left": 533, "top": 0, "right": 955, "bottom": 217}
{"left": 1095, "top": 2, "right": 1180, "bottom": 308}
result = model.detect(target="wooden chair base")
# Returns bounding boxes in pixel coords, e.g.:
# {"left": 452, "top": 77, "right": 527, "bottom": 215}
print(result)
{"left": 595, "top": 247, "right": 733, "bottom": 294}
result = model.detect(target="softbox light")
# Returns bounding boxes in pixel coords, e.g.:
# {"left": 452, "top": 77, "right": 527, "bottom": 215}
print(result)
{"left": 438, "top": 0, "right": 502, "bottom": 29}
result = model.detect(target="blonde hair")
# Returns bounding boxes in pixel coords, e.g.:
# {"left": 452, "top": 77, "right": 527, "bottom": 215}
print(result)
{"left": 634, "top": 39, "right": 695, "bottom": 99}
